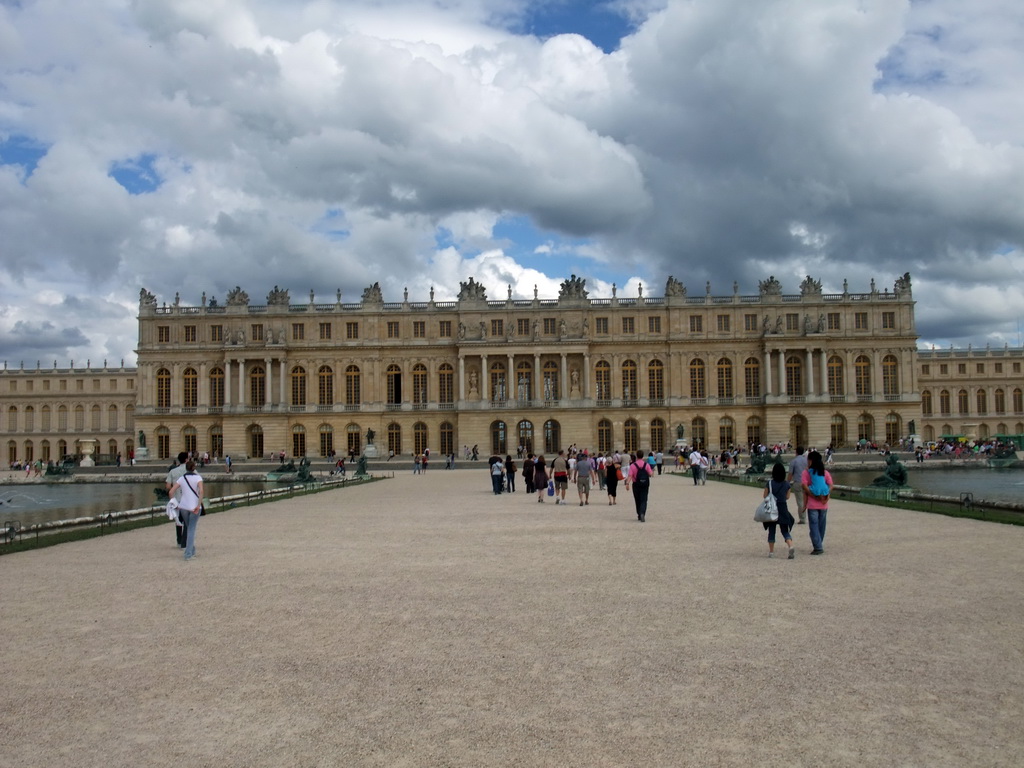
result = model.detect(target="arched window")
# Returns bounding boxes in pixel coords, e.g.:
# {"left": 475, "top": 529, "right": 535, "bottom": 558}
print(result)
{"left": 74, "top": 405, "right": 84, "bottom": 431}
{"left": 595, "top": 361, "right": 611, "bottom": 402}
{"left": 319, "top": 424, "right": 334, "bottom": 457}
{"left": 785, "top": 356, "right": 803, "bottom": 397}
{"left": 882, "top": 355, "right": 898, "bottom": 396}
{"left": 7, "top": 440, "right": 15, "bottom": 465}
{"left": 58, "top": 439, "right": 68, "bottom": 458}
{"left": 24, "top": 406, "right": 34, "bottom": 432}
{"left": 690, "top": 358, "right": 706, "bottom": 399}
{"left": 717, "top": 358, "right": 733, "bottom": 399}
{"left": 41, "top": 405, "right": 51, "bottom": 432}
{"left": 292, "top": 425, "right": 306, "bottom": 457}
{"left": 691, "top": 417, "right": 707, "bottom": 449}
{"left": 387, "top": 423, "right": 402, "bottom": 456}
{"left": 885, "top": 414, "right": 901, "bottom": 445}
{"left": 209, "top": 425, "right": 223, "bottom": 457}
{"left": 318, "top": 365, "right": 334, "bottom": 406}
{"left": 91, "top": 404, "right": 101, "bottom": 431}
{"left": 940, "top": 390, "right": 951, "bottom": 415}
{"left": 413, "top": 422, "right": 428, "bottom": 455}
{"left": 744, "top": 358, "right": 761, "bottom": 399}
{"left": 857, "top": 414, "right": 873, "bottom": 442}
{"left": 542, "top": 361, "right": 559, "bottom": 401}
{"left": 977, "top": 389, "right": 988, "bottom": 415}
{"left": 854, "top": 356, "right": 871, "bottom": 398}
{"left": 249, "top": 365, "right": 266, "bottom": 407}
{"left": 517, "top": 420, "right": 534, "bottom": 454}
{"left": 922, "top": 390, "right": 933, "bottom": 415}
{"left": 597, "top": 418, "right": 612, "bottom": 454}
{"left": 346, "top": 424, "right": 361, "bottom": 456}
{"left": 719, "top": 417, "right": 734, "bottom": 449}
{"left": 183, "top": 425, "right": 197, "bottom": 454}
{"left": 412, "top": 364, "right": 428, "bottom": 407}
{"left": 125, "top": 405, "right": 134, "bottom": 432}
{"left": 650, "top": 418, "right": 665, "bottom": 453}
{"left": 156, "top": 368, "right": 171, "bottom": 409}
{"left": 108, "top": 404, "right": 118, "bottom": 431}
{"left": 648, "top": 359, "right": 664, "bottom": 403}
{"left": 958, "top": 389, "right": 969, "bottom": 415}
{"left": 156, "top": 426, "right": 171, "bottom": 459}
{"left": 995, "top": 389, "right": 1006, "bottom": 414}
{"left": 291, "top": 366, "right": 307, "bottom": 406}
{"left": 491, "top": 420, "right": 507, "bottom": 455}
{"left": 624, "top": 418, "right": 638, "bottom": 453}
{"left": 248, "top": 424, "right": 264, "bottom": 458}
{"left": 386, "top": 365, "right": 402, "bottom": 405}
{"left": 41, "top": 439, "right": 51, "bottom": 462}
{"left": 23, "top": 440, "right": 33, "bottom": 463}
{"left": 827, "top": 356, "right": 844, "bottom": 397}
{"left": 747, "top": 417, "right": 762, "bottom": 447}
{"left": 58, "top": 405, "right": 68, "bottom": 431}
{"left": 515, "top": 361, "right": 533, "bottom": 403}
{"left": 1014, "top": 388, "right": 1024, "bottom": 414}
{"left": 346, "top": 365, "right": 361, "bottom": 406}
{"left": 831, "top": 414, "right": 847, "bottom": 447}
{"left": 183, "top": 367, "right": 198, "bottom": 408}
{"left": 621, "top": 360, "right": 637, "bottom": 402}
{"left": 209, "top": 367, "right": 225, "bottom": 408}
{"left": 489, "top": 361, "right": 507, "bottom": 403}
{"left": 439, "top": 422, "right": 454, "bottom": 455}
{"left": 997, "top": 422, "right": 1008, "bottom": 435}
{"left": 7, "top": 406, "right": 16, "bottom": 432}
{"left": 438, "top": 364, "right": 454, "bottom": 405}
{"left": 543, "top": 420, "right": 560, "bottom": 455}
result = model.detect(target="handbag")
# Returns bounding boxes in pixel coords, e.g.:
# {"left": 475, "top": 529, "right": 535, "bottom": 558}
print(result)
{"left": 754, "top": 481, "right": 779, "bottom": 523}
{"left": 547, "top": 480, "right": 555, "bottom": 496}
{"left": 616, "top": 468, "right": 624, "bottom": 481}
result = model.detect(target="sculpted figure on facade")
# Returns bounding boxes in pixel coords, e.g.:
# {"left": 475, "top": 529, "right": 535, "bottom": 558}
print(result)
{"left": 818, "top": 314, "right": 826, "bottom": 333}
{"left": 361, "top": 282, "right": 383, "bottom": 304}
{"left": 139, "top": 288, "right": 157, "bottom": 308}
{"left": 267, "top": 286, "right": 290, "bottom": 306}
{"left": 762, "top": 315, "right": 771, "bottom": 334}
{"left": 759, "top": 276, "right": 782, "bottom": 296}
{"left": 458, "top": 322, "right": 466, "bottom": 340}
{"left": 799, "top": 275, "right": 822, "bottom": 295}
{"left": 458, "top": 277, "right": 487, "bottom": 302}
{"left": 582, "top": 317, "right": 590, "bottom": 337}
{"left": 558, "top": 274, "right": 588, "bottom": 300}
{"left": 479, "top": 321, "right": 486, "bottom": 339}
{"left": 665, "top": 276, "right": 686, "bottom": 297}
{"left": 894, "top": 272, "right": 912, "bottom": 297}
{"left": 774, "top": 316, "right": 783, "bottom": 333}
{"left": 226, "top": 286, "right": 249, "bottom": 306}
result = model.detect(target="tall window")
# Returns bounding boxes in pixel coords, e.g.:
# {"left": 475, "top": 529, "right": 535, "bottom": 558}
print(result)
{"left": 857, "top": 414, "right": 873, "bottom": 442}
{"left": 717, "top": 315, "right": 730, "bottom": 332}
{"left": 621, "top": 360, "right": 637, "bottom": 401}
{"left": 691, "top": 417, "right": 706, "bottom": 449}
{"left": 854, "top": 356, "right": 871, "bottom": 397}
{"left": 210, "top": 367, "right": 225, "bottom": 408}
{"left": 346, "top": 322, "right": 359, "bottom": 339}
{"left": 976, "top": 389, "right": 988, "bottom": 415}
{"left": 346, "top": 424, "right": 361, "bottom": 456}
{"left": 648, "top": 316, "right": 661, "bottom": 333}
{"left": 717, "top": 358, "right": 733, "bottom": 399}
{"left": 885, "top": 414, "right": 900, "bottom": 444}
{"left": 107, "top": 405, "right": 117, "bottom": 431}
{"left": 291, "top": 366, "right": 307, "bottom": 406}
{"left": 156, "top": 427, "right": 170, "bottom": 459}
{"left": 249, "top": 366, "right": 266, "bottom": 406}
{"left": 413, "top": 321, "right": 426, "bottom": 338}
{"left": 490, "top": 362, "right": 507, "bottom": 402}
{"left": 42, "top": 405, "right": 51, "bottom": 432}
{"left": 785, "top": 356, "right": 803, "bottom": 396}
{"left": 517, "top": 420, "right": 534, "bottom": 454}
{"left": 719, "top": 417, "right": 734, "bottom": 449}
{"left": 855, "top": 312, "right": 868, "bottom": 330}
{"left": 183, "top": 368, "right": 198, "bottom": 408}
{"left": 651, "top": 418, "right": 665, "bottom": 453}
{"left": 543, "top": 420, "right": 560, "bottom": 454}
{"left": 388, "top": 423, "right": 402, "bottom": 456}
{"left": 515, "top": 361, "right": 532, "bottom": 402}
{"left": 412, "top": 364, "right": 428, "bottom": 406}
{"left": 439, "top": 364, "right": 454, "bottom": 404}
{"left": 747, "top": 417, "right": 762, "bottom": 447}
{"left": 922, "top": 390, "right": 933, "bottom": 415}
{"left": 491, "top": 420, "right": 507, "bottom": 455}
{"left": 387, "top": 365, "right": 402, "bottom": 405}
{"left": 828, "top": 356, "right": 844, "bottom": 397}
{"left": 387, "top": 321, "right": 400, "bottom": 339}
{"left": 439, "top": 321, "right": 452, "bottom": 338}
{"left": 622, "top": 317, "right": 635, "bottom": 334}
{"left": 249, "top": 424, "right": 264, "bottom": 458}
{"left": 831, "top": 415, "right": 847, "bottom": 446}
{"left": 648, "top": 360, "right": 664, "bottom": 402}
{"left": 58, "top": 405, "right": 68, "bottom": 431}
{"left": 882, "top": 355, "right": 899, "bottom": 396}
{"left": 210, "top": 425, "right": 223, "bottom": 457}
{"left": 689, "top": 316, "right": 703, "bottom": 333}
{"left": 318, "top": 366, "right": 334, "bottom": 406}
{"left": 7, "top": 406, "right": 16, "bottom": 432}
{"left": 543, "top": 362, "right": 559, "bottom": 401}
{"left": 595, "top": 361, "right": 611, "bottom": 402}
{"left": 939, "top": 390, "right": 951, "bottom": 415}
{"left": 292, "top": 323, "right": 305, "bottom": 340}
{"left": 491, "top": 319, "right": 504, "bottom": 337}
{"left": 958, "top": 389, "right": 969, "bottom": 415}
{"left": 156, "top": 368, "right": 171, "bottom": 409}
{"left": 689, "top": 359, "right": 706, "bottom": 399}
{"left": 183, "top": 426, "right": 198, "bottom": 454}
{"left": 292, "top": 425, "right": 307, "bottom": 456}
{"left": 319, "top": 424, "right": 334, "bottom": 457}
{"left": 744, "top": 358, "right": 761, "bottom": 399}
{"left": 597, "top": 419, "right": 612, "bottom": 454}
{"left": 91, "top": 405, "right": 101, "bottom": 431}
{"left": 414, "top": 423, "right": 428, "bottom": 455}
{"left": 346, "top": 365, "right": 361, "bottom": 406}
{"left": 184, "top": 325, "right": 196, "bottom": 342}
{"left": 440, "top": 422, "right": 454, "bottom": 455}
{"left": 994, "top": 389, "right": 1005, "bottom": 414}
{"left": 624, "top": 418, "right": 638, "bottom": 453}
{"left": 1013, "top": 388, "right": 1023, "bottom": 413}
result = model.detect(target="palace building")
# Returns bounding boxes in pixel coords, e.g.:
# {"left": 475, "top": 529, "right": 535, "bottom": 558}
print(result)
{"left": 2, "top": 272, "right": 1019, "bottom": 465}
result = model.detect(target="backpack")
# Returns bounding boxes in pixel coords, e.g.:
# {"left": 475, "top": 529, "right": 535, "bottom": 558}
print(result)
{"left": 808, "top": 471, "right": 829, "bottom": 498}
{"left": 633, "top": 464, "right": 650, "bottom": 486}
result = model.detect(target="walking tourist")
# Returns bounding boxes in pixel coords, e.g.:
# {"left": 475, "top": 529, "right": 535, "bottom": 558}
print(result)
{"left": 787, "top": 446, "right": 809, "bottom": 524}
{"left": 522, "top": 453, "right": 536, "bottom": 493}
{"left": 490, "top": 456, "right": 505, "bottom": 495}
{"left": 762, "top": 462, "right": 795, "bottom": 559}
{"left": 505, "top": 455, "right": 517, "bottom": 492}
{"left": 626, "top": 452, "right": 654, "bottom": 521}
{"left": 534, "top": 455, "right": 549, "bottom": 503}
{"left": 165, "top": 451, "right": 189, "bottom": 549}
{"left": 169, "top": 460, "right": 204, "bottom": 561}
{"left": 551, "top": 450, "right": 570, "bottom": 505}
{"left": 801, "top": 450, "right": 833, "bottom": 555}
{"left": 574, "top": 451, "right": 594, "bottom": 506}
{"left": 605, "top": 454, "right": 620, "bottom": 505}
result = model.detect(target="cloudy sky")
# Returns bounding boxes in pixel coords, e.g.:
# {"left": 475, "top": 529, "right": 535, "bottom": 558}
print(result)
{"left": 1, "top": 0, "right": 1022, "bottom": 367}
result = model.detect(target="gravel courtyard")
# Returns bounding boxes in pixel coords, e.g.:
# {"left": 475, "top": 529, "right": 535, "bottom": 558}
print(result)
{"left": 2, "top": 469, "right": 1022, "bottom": 767}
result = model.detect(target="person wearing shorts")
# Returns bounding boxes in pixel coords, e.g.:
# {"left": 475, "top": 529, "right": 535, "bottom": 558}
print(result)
{"left": 574, "top": 452, "right": 595, "bottom": 506}
{"left": 551, "top": 450, "right": 570, "bottom": 504}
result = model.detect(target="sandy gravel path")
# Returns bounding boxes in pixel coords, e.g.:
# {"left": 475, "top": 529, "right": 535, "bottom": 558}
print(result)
{"left": 2, "top": 469, "right": 1022, "bottom": 767}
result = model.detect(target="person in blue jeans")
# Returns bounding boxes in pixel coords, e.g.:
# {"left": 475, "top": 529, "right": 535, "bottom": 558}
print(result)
{"left": 169, "top": 460, "right": 204, "bottom": 561}
{"left": 762, "top": 462, "right": 795, "bottom": 559}
{"left": 800, "top": 450, "right": 833, "bottom": 555}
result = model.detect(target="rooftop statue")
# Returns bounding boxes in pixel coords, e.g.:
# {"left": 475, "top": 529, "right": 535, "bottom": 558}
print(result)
{"left": 458, "top": 277, "right": 487, "bottom": 302}
{"left": 799, "top": 275, "right": 822, "bottom": 295}
{"left": 361, "top": 282, "right": 383, "bottom": 303}
{"left": 894, "top": 272, "right": 913, "bottom": 297}
{"left": 665, "top": 276, "right": 686, "bottom": 297}
{"left": 226, "top": 286, "right": 249, "bottom": 306}
{"left": 139, "top": 288, "right": 157, "bottom": 308}
{"left": 267, "top": 286, "right": 290, "bottom": 305}
{"left": 558, "top": 274, "right": 588, "bottom": 300}
{"left": 759, "top": 276, "right": 782, "bottom": 296}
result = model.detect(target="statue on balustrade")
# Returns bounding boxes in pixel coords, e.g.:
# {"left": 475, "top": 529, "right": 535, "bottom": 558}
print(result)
{"left": 558, "top": 274, "right": 588, "bottom": 300}
{"left": 665, "top": 276, "right": 686, "bottom": 297}
{"left": 458, "top": 277, "right": 487, "bottom": 302}
{"left": 226, "top": 286, "right": 249, "bottom": 306}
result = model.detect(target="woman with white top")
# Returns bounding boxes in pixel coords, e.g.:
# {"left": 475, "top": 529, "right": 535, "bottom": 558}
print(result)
{"left": 170, "top": 459, "right": 204, "bottom": 561}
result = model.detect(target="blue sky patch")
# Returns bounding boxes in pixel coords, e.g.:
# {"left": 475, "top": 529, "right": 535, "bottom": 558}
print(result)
{"left": 109, "top": 153, "right": 162, "bottom": 194}
{"left": 313, "top": 208, "right": 350, "bottom": 241}
{"left": 516, "top": 0, "right": 633, "bottom": 54}
{"left": 493, "top": 214, "right": 599, "bottom": 273}
{"left": 0, "top": 135, "right": 49, "bottom": 180}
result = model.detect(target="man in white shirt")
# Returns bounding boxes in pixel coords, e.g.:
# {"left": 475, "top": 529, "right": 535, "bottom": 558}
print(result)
{"left": 688, "top": 447, "right": 703, "bottom": 486}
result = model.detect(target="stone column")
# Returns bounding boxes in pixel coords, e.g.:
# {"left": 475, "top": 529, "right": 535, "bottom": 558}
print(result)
{"left": 265, "top": 358, "right": 273, "bottom": 407}
{"left": 238, "top": 359, "right": 246, "bottom": 406}
{"left": 508, "top": 353, "right": 515, "bottom": 400}
{"left": 583, "top": 353, "right": 591, "bottom": 399}
{"left": 778, "top": 349, "right": 786, "bottom": 396}
{"left": 872, "top": 350, "right": 882, "bottom": 397}
{"left": 458, "top": 356, "right": 465, "bottom": 401}
{"left": 280, "top": 359, "right": 287, "bottom": 407}
{"left": 560, "top": 353, "right": 568, "bottom": 402}
{"left": 764, "top": 350, "right": 773, "bottom": 396}
{"left": 805, "top": 349, "right": 814, "bottom": 395}
{"left": 224, "top": 360, "right": 232, "bottom": 406}
{"left": 199, "top": 363, "right": 208, "bottom": 407}
{"left": 820, "top": 349, "right": 828, "bottom": 396}
{"left": 481, "top": 354, "right": 489, "bottom": 400}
